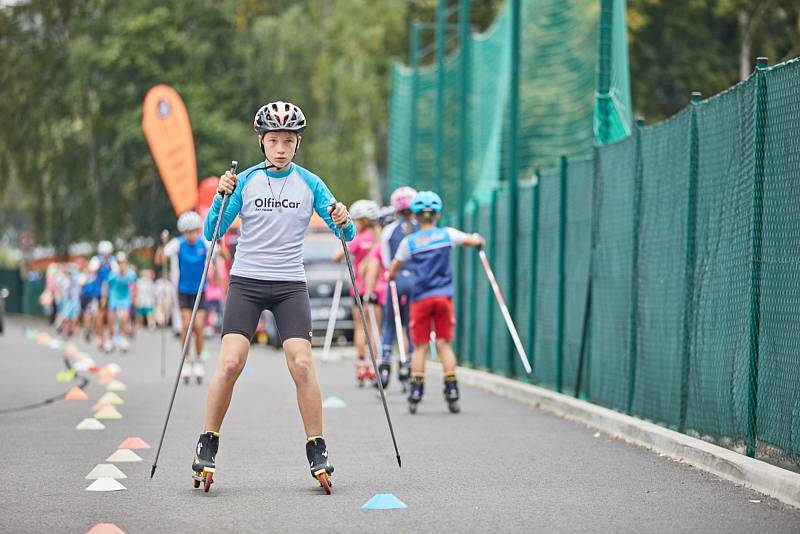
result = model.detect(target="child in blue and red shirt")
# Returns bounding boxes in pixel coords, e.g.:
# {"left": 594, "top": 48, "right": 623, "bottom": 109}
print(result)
{"left": 388, "top": 191, "right": 483, "bottom": 413}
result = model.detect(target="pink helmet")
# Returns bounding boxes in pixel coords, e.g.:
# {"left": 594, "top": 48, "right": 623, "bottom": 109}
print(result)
{"left": 390, "top": 186, "right": 417, "bottom": 212}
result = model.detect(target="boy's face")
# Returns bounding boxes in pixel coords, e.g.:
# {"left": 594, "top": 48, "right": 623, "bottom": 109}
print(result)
{"left": 260, "top": 131, "right": 300, "bottom": 169}
{"left": 184, "top": 229, "right": 200, "bottom": 244}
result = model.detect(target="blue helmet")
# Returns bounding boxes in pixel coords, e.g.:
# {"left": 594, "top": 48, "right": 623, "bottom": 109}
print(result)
{"left": 410, "top": 191, "right": 443, "bottom": 214}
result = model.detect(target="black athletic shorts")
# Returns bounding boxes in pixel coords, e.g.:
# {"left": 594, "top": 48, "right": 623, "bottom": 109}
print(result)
{"left": 222, "top": 275, "right": 312, "bottom": 344}
{"left": 178, "top": 291, "right": 207, "bottom": 311}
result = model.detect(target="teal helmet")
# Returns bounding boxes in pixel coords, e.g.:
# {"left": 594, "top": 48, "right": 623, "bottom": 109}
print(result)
{"left": 410, "top": 191, "right": 443, "bottom": 214}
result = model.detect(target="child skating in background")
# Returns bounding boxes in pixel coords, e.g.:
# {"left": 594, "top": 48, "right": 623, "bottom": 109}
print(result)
{"left": 103, "top": 251, "right": 138, "bottom": 353}
{"left": 377, "top": 187, "right": 418, "bottom": 390}
{"left": 136, "top": 269, "right": 156, "bottom": 331}
{"left": 388, "top": 191, "right": 483, "bottom": 413}
{"left": 165, "top": 211, "right": 209, "bottom": 384}
{"left": 332, "top": 199, "right": 382, "bottom": 386}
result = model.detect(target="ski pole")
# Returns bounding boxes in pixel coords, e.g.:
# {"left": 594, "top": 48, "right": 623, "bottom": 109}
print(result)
{"left": 321, "top": 278, "right": 343, "bottom": 362}
{"left": 388, "top": 281, "right": 408, "bottom": 365}
{"left": 332, "top": 203, "right": 401, "bottom": 468}
{"left": 477, "top": 249, "right": 533, "bottom": 374}
{"left": 150, "top": 160, "right": 238, "bottom": 479}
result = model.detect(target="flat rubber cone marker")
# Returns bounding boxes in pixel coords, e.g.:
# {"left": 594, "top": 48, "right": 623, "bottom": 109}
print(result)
{"left": 118, "top": 437, "right": 151, "bottom": 449}
{"left": 97, "top": 392, "right": 124, "bottom": 405}
{"left": 361, "top": 493, "right": 408, "bottom": 509}
{"left": 86, "top": 524, "right": 126, "bottom": 534}
{"left": 76, "top": 418, "right": 105, "bottom": 430}
{"left": 92, "top": 402, "right": 113, "bottom": 412}
{"left": 94, "top": 405, "right": 123, "bottom": 420}
{"left": 99, "top": 374, "right": 113, "bottom": 385}
{"left": 89, "top": 366, "right": 100, "bottom": 375}
{"left": 85, "top": 464, "right": 127, "bottom": 479}
{"left": 56, "top": 370, "right": 73, "bottom": 383}
{"left": 322, "top": 396, "right": 347, "bottom": 409}
{"left": 74, "top": 360, "right": 95, "bottom": 372}
{"left": 85, "top": 478, "right": 126, "bottom": 492}
{"left": 65, "top": 386, "right": 88, "bottom": 401}
{"left": 106, "top": 380, "right": 126, "bottom": 392}
{"left": 106, "top": 449, "right": 142, "bottom": 463}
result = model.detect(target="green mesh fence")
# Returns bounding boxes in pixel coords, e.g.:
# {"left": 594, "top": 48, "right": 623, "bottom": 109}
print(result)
{"left": 387, "top": 0, "right": 629, "bottom": 216}
{"left": 755, "top": 58, "right": 800, "bottom": 464}
{"left": 629, "top": 110, "right": 691, "bottom": 427}
{"left": 392, "top": 1, "right": 800, "bottom": 468}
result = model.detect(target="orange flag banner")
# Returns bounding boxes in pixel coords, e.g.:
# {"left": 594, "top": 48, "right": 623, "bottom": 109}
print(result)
{"left": 142, "top": 85, "right": 198, "bottom": 215}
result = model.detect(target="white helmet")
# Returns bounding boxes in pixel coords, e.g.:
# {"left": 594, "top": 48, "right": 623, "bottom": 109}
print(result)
{"left": 97, "top": 240, "right": 113, "bottom": 256}
{"left": 115, "top": 251, "right": 128, "bottom": 263}
{"left": 349, "top": 200, "right": 380, "bottom": 221}
{"left": 177, "top": 211, "right": 202, "bottom": 233}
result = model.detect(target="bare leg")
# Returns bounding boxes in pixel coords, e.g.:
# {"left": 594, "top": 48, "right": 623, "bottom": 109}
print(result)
{"left": 352, "top": 304, "right": 365, "bottom": 358}
{"left": 193, "top": 310, "right": 206, "bottom": 361}
{"left": 203, "top": 333, "right": 249, "bottom": 432}
{"left": 436, "top": 339, "right": 457, "bottom": 373}
{"left": 180, "top": 309, "right": 192, "bottom": 357}
{"left": 283, "top": 338, "right": 323, "bottom": 437}
{"left": 411, "top": 344, "right": 428, "bottom": 374}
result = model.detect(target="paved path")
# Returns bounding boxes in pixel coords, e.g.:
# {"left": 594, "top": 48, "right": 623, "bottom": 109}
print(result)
{"left": 2, "top": 317, "right": 799, "bottom": 533}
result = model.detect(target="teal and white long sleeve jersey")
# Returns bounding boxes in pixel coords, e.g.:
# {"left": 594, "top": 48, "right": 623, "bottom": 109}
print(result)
{"left": 204, "top": 162, "right": 356, "bottom": 282}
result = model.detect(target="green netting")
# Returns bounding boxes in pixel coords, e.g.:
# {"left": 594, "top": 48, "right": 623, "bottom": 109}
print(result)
{"left": 588, "top": 135, "right": 636, "bottom": 411}
{"left": 561, "top": 156, "right": 593, "bottom": 393}
{"left": 630, "top": 110, "right": 691, "bottom": 426}
{"left": 390, "top": 0, "right": 800, "bottom": 467}
{"left": 757, "top": 58, "right": 800, "bottom": 464}
{"left": 387, "top": 0, "right": 630, "bottom": 215}
{"left": 685, "top": 79, "right": 755, "bottom": 447}
{"left": 533, "top": 168, "right": 561, "bottom": 387}
{"left": 594, "top": 0, "right": 632, "bottom": 143}
{"left": 513, "top": 183, "right": 536, "bottom": 378}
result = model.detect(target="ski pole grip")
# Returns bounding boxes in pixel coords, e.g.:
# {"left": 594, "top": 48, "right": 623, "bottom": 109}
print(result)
{"left": 218, "top": 160, "right": 239, "bottom": 198}
{"left": 328, "top": 201, "right": 342, "bottom": 228}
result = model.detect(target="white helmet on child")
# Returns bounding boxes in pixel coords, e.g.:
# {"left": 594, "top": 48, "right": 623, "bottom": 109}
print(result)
{"left": 349, "top": 200, "right": 380, "bottom": 221}
{"left": 115, "top": 251, "right": 128, "bottom": 263}
{"left": 97, "top": 240, "right": 113, "bottom": 256}
{"left": 177, "top": 211, "right": 202, "bottom": 233}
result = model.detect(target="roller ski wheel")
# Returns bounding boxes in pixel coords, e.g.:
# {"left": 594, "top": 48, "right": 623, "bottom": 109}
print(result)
{"left": 192, "top": 431, "right": 219, "bottom": 492}
{"left": 306, "top": 437, "right": 334, "bottom": 495}
{"left": 315, "top": 471, "right": 332, "bottom": 495}
{"left": 408, "top": 375, "right": 424, "bottom": 414}
{"left": 408, "top": 400, "right": 419, "bottom": 414}
{"left": 181, "top": 362, "right": 192, "bottom": 385}
{"left": 192, "top": 469, "right": 214, "bottom": 492}
{"left": 378, "top": 362, "right": 391, "bottom": 389}
{"left": 193, "top": 361, "right": 205, "bottom": 385}
{"left": 447, "top": 400, "right": 461, "bottom": 413}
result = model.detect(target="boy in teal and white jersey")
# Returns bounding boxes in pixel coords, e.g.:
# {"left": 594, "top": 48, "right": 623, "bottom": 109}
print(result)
{"left": 192, "top": 101, "right": 354, "bottom": 494}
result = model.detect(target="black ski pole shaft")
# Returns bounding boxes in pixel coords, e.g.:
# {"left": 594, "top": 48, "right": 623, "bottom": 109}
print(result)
{"left": 150, "top": 160, "right": 238, "bottom": 479}
{"left": 333, "top": 204, "right": 402, "bottom": 468}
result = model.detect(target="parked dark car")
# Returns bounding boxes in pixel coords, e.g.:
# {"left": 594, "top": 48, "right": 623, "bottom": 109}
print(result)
{"left": 257, "top": 229, "right": 355, "bottom": 348}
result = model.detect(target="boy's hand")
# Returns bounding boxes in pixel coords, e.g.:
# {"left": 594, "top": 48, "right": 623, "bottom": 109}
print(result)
{"left": 217, "top": 170, "right": 237, "bottom": 196}
{"left": 472, "top": 233, "right": 486, "bottom": 249}
{"left": 329, "top": 202, "right": 350, "bottom": 227}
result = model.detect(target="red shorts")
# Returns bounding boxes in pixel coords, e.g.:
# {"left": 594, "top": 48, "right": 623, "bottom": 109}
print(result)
{"left": 410, "top": 296, "right": 455, "bottom": 345}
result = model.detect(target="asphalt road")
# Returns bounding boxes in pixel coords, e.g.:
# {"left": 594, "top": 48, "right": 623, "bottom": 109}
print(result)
{"left": 2, "top": 316, "right": 799, "bottom": 533}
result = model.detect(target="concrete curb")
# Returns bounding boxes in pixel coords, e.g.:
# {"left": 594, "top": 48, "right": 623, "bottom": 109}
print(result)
{"left": 448, "top": 365, "right": 800, "bottom": 509}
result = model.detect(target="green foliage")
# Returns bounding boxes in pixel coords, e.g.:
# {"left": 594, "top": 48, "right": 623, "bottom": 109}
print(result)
{"left": 628, "top": 0, "right": 800, "bottom": 121}
{"left": 0, "top": 0, "right": 411, "bottom": 249}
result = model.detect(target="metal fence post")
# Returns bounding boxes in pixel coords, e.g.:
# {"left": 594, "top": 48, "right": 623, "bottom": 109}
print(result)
{"left": 678, "top": 93, "right": 701, "bottom": 433}
{"left": 435, "top": 0, "right": 446, "bottom": 196}
{"left": 595, "top": 0, "right": 614, "bottom": 144}
{"left": 409, "top": 22, "right": 420, "bottom": 189}
{"left": 555, "top": 156, "right": 567, "bottom": 392}
{"left": 745, "top": 57, "right": 768, "bottom": 457}
{"left": 528, "top": 170, "right": 541, "bottom": 376}
{"left": 455, "top": 0, "right": 471, "bottom": 359}
{"left": 469, "top": 198, "right": 480, "bottom": 368}
{"left": 484, "top": 189, "right": 498, "bottom": 371}
{"left": 626, "top": 118, "right": 644, "bottom": 414}
{"left": 507, "top": 0, "right": 521, "bottom": 368}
